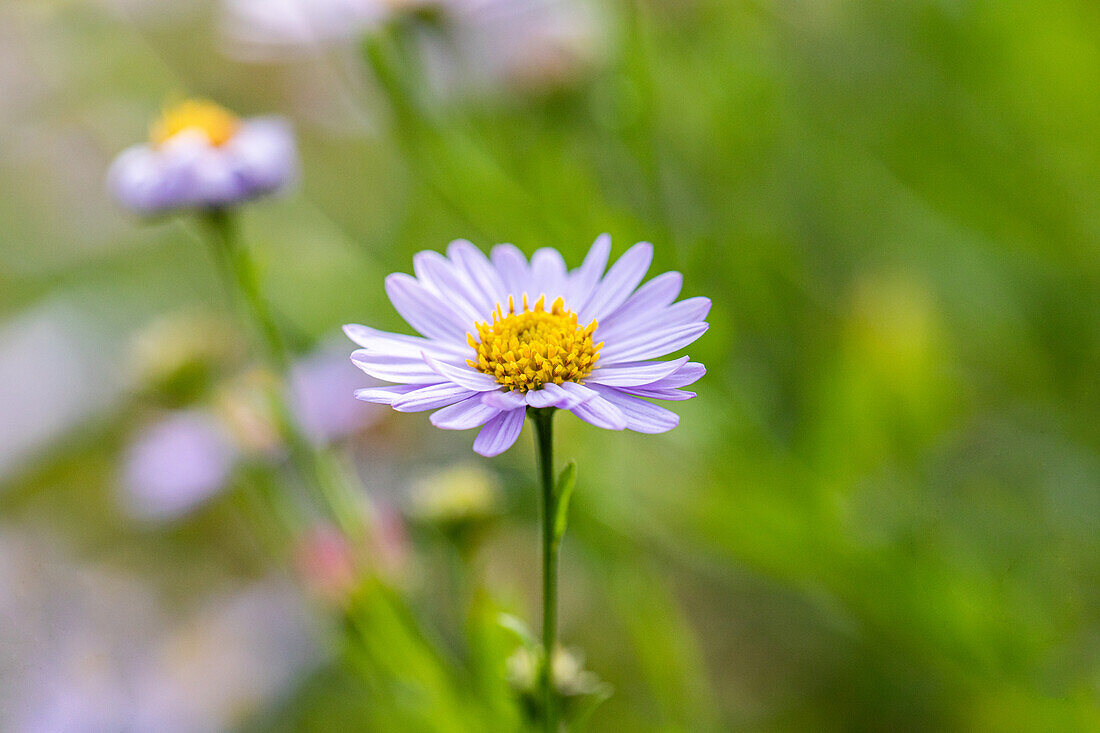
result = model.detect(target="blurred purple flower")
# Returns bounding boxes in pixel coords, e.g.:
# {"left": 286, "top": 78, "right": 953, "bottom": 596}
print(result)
{"left": 108, "top": 100, "right": 297, "bottom": 215}
{"left": 121, "top": 345, "right": 381, "bottom": 521}
{"left": 289, "top": 346, "right": 382, "bottom": 445}
{"left": 122, "top": 410, "right": 238, "bottom": 521}
{"left": 222, "top": 0, "right": 394, "bottom": 60}
{"left": 220, "top": 0, "right": 604, "bottom": 96}
{"left": 419, "top": 0, "right": 605, "bottom": 96}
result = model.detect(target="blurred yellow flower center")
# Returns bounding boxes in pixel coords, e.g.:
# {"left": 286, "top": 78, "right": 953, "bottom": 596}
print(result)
{"left": 467, "top": 295, "right": 602, "bottom": 392}
{"left": 150, "top": 100, "right": 240, "bottom": 147}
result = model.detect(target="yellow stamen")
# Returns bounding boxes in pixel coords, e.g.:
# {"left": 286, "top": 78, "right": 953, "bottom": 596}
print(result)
{"left": 150, "top": 99, "right": 240, "bottom": 147}
{"left": 467, "top": 295, "right": 602, "bottom": 393}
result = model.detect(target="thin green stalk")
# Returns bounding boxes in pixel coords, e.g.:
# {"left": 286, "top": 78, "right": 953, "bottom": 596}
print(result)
{"left": 532, "top": 408, "right": 558, "bottom": 732}
{"left": 201, "top": 210, "right": 364, "bottom": 542}
{"left": 205, "top": 210, "right": 288, "bottom": 371}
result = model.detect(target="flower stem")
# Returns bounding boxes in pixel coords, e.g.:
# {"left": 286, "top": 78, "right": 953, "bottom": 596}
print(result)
{"left": 202, "top": 210, "right": 364, "bottom": 542}
{"left": 205, "top": 209, "right": 289, "bottom": 372}
{"left": 531, "top": 408, "right": 558, "bottom": 732}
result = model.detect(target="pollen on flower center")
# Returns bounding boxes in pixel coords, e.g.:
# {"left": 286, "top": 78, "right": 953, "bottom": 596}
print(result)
{"left": 150, "top": 100, "right": 240, "bottom": 147}
{"left": 466, "top": 295, "right": 602, "bottom": 393}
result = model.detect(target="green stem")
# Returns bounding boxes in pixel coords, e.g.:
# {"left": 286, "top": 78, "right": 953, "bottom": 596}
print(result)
{"left": 532, "top": 408, "right": 558, "bottom": 732}
{"left": 202, "top": 210, "right": 365, "bottom": 542}
{"left": 205, "top": 210, "right": 289, "bottom": 372}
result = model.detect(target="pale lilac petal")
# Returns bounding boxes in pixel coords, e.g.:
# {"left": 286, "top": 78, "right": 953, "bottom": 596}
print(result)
{"left": 644, "top": 361, "right": 706, "bottom": 389}
{"left": 649, "top": 297, "right": 712, "bottom": 330}
{"left": 490, "top": 244, "right": 530, "bottom": 300}
{"left": 481, "top": 390, "right": 527, "bottom": 410}
{"left": 385, "top": 273, "right": 469, "bottom": 340}
{"left": 580, "top": 242, "right": 653, "bottom": 321}
{"left": 567, "top": 393, "right": 628, "bottom": 431}
{"left": 530, "top": 247, "right": 568, "bottom": 299}
{"left": 591, "top": 386, "right": 680, "bottom": 433}
{"left": 158, "top": 132, "right": 243, "bottom": 207}
{"left": 566, "top": 233, "right": 611, "bottom": 308}
{"left": 354, "top": 385, "right": 421, "bottom": 404}
{"left": 391, "top": 383, "right": 475, "bottom": 412}
{"left": 412, "top": 250, "right": 485, "bottom": 324}
{"left": 599, "top": 322, "right": 709, "bottom": 364}
{"left": 423, "top": 353, "right": 500, "bottom": 391}
{"left": 525, "top": 390, "right": 556, "bottom": 408}
{"left": 588, "top": 356, "right": 689, "bottom": 387}
{"left": 225, "top": 116, "right": 297, "bottom": 194}
{"left": 598, "top": 296, "right": 708, "bottom": 345}
{"left": 596, "top": 271, "right": 683, "bottom": 334}
{"left": 472, "top": 408, "right": 526, "bottom": 456}
{"left": 351, "top": 349, "right": 443, "bottom": 384}
{"left": 343, "top": 323, "right": 468, "bottom": 359}
{"left": 448, "top": 239, "right": 507, "bottom": 311}
{"left": 624, "top": 386, "right": 697, "bottom": 401}
{"left": 557, "top": 381, "right": 598, "bottom": 404}
{"left": 430, "top": 395, "right": 502, "bottom": 429}
{"left": 108, "top": 144, "right": 178, "bottom": 214}
{"left": 526, "top": 382, "right": 581, "bottom": 408}
{"left": 109, "top": 133, "right": 222, "bottom": 212}
{"left": 525, "top": 387, "right": 560, "bottom": 408}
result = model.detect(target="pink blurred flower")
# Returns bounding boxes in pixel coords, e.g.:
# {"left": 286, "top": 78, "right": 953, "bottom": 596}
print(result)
{"left": 295, "top": 525, "right": 360, "bottom": 603}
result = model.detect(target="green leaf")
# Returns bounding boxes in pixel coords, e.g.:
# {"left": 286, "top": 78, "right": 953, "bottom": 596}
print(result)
{"left": 552, "top": 462, "right": 577, "bottom": 547}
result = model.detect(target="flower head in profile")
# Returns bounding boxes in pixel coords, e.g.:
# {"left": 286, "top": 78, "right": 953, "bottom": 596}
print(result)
{"left": 108, "top": 99, "right": 297, "bottom": 215}
{"left": 345, "top": 235, "right": 708, "bottom": 456}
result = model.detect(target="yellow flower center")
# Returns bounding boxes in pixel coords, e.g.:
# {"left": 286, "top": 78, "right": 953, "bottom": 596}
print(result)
{"left": 466, "top": 295, "right": 603, "bottom": 393}
{"left": 150, "top": 100, "right": 240, "bottom": 147}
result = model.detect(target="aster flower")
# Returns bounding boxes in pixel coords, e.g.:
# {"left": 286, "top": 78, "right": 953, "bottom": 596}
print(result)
{"left": 345, "top": 235, "right": 708, "bottom": 457}
{"left": 108, "top": 99, "right": 297, "bottom": 215}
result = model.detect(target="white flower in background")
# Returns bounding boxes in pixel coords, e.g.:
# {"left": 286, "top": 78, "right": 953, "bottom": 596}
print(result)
{"left": 221, "top": 0, "right": 605, "bottom": 95}
{"left": 221, "top": 0, "right": 402, "bottom": 60}
{"left": 417, "top": 0, "right": 605, "bottom": 96}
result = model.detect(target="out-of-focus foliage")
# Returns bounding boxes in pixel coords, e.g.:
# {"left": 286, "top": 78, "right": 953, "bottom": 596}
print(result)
{"left": 1, "top": 0, "right": 1099, "bottom": 730}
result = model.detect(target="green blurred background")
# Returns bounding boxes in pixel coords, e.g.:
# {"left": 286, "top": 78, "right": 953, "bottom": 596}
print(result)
{"left": 2, "top": 0, "right": 1099, "bottom": 730}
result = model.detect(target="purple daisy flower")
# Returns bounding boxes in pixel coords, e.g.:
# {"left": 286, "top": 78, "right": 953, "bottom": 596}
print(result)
{"left": 345, "top": 235, "right": 708, "bottom": 457}
{"left": 108, "top": 100, "right": 297, "bottom": 215}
